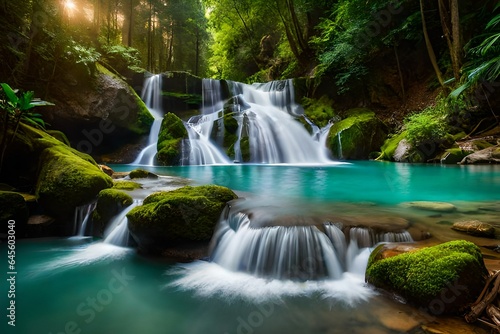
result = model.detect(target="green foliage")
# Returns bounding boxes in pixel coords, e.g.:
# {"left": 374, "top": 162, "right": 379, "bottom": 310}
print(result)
{"left": 451, "top": 4, "right": 500, "bottom": 98}
{"left": 101, "top": 45, "right": 143, "bottom": 74}
{"left": 404, "top": 100, "right": 449, "bottom": 147}
{"left": 65, "top": 40, "right": 101, "bottom": 76}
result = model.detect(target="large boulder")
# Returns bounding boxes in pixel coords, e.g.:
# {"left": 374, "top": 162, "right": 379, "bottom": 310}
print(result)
{"left": 40, "top": 63, "right": 154, "bottom": 157}
{"left": 36, "top": 145, "right": 113, "bottom": 223}
{"left": 156, "top": 112, "right": 188, "bottom": 165}
{"left": 366, "top": 240, "right": 488, "bottom": 315}
{"left": 327, "top": 108, "right": 387, "bottom": 160}
{"left": 127, "top": 185, "right": 238, "bottom": 255}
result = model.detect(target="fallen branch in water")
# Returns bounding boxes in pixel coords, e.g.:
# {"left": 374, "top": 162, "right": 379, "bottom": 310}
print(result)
{"left": 465, "top": 270, "right": 500, "bottom": 332}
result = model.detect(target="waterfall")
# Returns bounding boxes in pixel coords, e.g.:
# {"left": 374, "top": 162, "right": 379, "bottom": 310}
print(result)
{"left": 208, "top": 202, "right": 413, "bottom": 281}
{"left": 132, "top": 74, "right": 163, "bottom": 165}
{"left": 103, "top": 200, "right": 142, "bottom": 247}
{"left": 183, "top": 79, "right": 332, "bottom": 165}
{"left": 74, "top": 201, "right": 97, "bottom": 236}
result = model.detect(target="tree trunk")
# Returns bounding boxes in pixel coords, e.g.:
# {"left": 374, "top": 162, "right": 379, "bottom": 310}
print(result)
{"left": 450, "top": 0, "right": 461, "bottom": 80}
{"left": 420, "top": 0, "right": 444, "bottom": 86}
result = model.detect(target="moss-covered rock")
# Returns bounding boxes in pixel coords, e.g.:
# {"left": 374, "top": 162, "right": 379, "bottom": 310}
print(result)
{"left": 46, "top": 130, "right": 71, "bottom": 146}
{"left": 36, "top": 145, "right": 113, "bottom": 221}
{"left": 301, "top": 95, "right": 336, "bottom": 128}
{"left": 128, "top": 169, "right": 158, "bottom": 179}
{"left": 376, "top": 132, "right": 407, "bottom": 161}
{"left": 92, "top": 188, "right": 133, "bottom": 236}
{"left": 156, "top": 113, "right": 188, "bottom": 165}
{"left": 440, "top": 148, "right": 472, "bottom": 164}
{"left": 366, "top": 240, "right": 488, "bottom": 314}
{"left": 0, "top": 191, "right": 29, "bottom": 237}
{"left": 328, "top": 108, "right": 387, "bottom": 160}
{"left": 127, "top": 185, "right": 238, "bottom": 255}
{"left": 112, "top": 180, "right": 142, "bottom": 190}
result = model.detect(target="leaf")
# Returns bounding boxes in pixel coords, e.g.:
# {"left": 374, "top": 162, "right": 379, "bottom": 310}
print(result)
{"left": 0, "top": 83, "right": 19, "bottom": 105}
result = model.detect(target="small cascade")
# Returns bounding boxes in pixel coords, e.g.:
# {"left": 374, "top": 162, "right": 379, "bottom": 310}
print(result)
{"left": 337, "top": 131, "right": 343, "bottom": 159}
{"left": 209, "top": 203, "right": 413, "bottom": 281}
{"left": 103, "top": 200, "right": 142, "bottom": 247}
{"left": 132, "top": 74, "right": 163, "bottom": 165}
{"left": 74, "top": 201, "right": 97, "bottom": 236}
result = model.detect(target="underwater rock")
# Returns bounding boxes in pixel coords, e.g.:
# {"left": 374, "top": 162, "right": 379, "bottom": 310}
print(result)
{"left": 401, "top": 201, "right": 457, "bottom": 212}
{"left": 127, "top": 185, "right": 238, "bottom": 255}
{"left": 327, "top": 108, "right": 388, "bottom": 160}
{"left": 366, "top": 240, "right": 488, "bottom": 314}
{"left": 452, "top": 220, "right": 496, "bottom": 238}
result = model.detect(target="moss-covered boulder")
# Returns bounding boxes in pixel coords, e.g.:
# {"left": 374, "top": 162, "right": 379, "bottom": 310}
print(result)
{"left": 328, "top": 108, "right": 387, "bottom": 160}
{"left": 366, "top": 240, "right": 488, "bottom": 314}
{"left": 129, "top": 169, "right": 158, "bottom": 179}
{"left": 156, "top": 112, "right": 188, "bottom": 165}
{"left": 92, "top": 188, "right": 133, "bottom": 236}
{"left": 0, "top": 191, "right": 29, "bottom": 237}
{"left": 127, "top": 185, "right": 238, "bottom": 255}
{"left": 440, "top": 148, "right": 472, "bottom": 164}
{"left": 112, "top": 180, "right": 142, "bottom": 190}
{"left": 36, "top": 145, "right": 113, "bottom": 221}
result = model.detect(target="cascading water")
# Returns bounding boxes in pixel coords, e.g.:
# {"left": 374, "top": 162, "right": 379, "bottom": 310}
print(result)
{"left": 207, "top": 200, "right": 413, "bottom": 281}
{"left": 103, "top": 200, "right": 142, "bottom": 247}
{"left": 132, "top": 74, "right": 163, "bottom": 165}
{"left": 74, "top": 201, "right": 97, "bottom": 236}
{"left": 183, "top": 79, "right": 333, "bottom": 164}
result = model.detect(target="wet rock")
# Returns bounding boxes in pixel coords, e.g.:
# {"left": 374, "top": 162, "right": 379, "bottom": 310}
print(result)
{"left": 366, "top": 240, "right": 488, "bottom": 314}
{"left": 129, "top": 169, "right": 158, "bottom": 179}
{"left": 99, "top": 164, "right": 114, "bottom": 176}
{"left": 0, "top": 191, "right": 29, "bottom": 237}
{"left": 26, "top": 214, "right": 56, "bottom": 237}
{"left": 127, "top": 185, "right": 238, "bottom": 256}
{"left": 460, "top": 145, "right": 500, "bottom": 164}
{"left": 452, "top": 220, "right": 496, "bottom": 238}
{"left": 401, "top": 201, "right": 457, "bottom": 212}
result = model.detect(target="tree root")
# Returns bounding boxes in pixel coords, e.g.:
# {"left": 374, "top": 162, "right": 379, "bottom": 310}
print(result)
{"left": 465, "top": 270, "right": 500, "bottom": 332}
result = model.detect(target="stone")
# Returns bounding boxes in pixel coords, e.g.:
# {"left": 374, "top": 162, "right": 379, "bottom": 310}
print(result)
{"left": 327, "top": 108, "right": 388, "bottom": 160}
{"left": 92, "top": 189, "right": 133, "bottom": 236}
{"left": 99, "top": 164, "right": 114, "bottom": 176}
{"left": 128, "top": 169, "right": 158, "bottom": 179}
{"left": 127, "top": 185, "right": 238, "bottom": 256}
{"left": 156, "top": 113, "right": 188, "bottom": 165}
{"left": 366, "top": 240, "right": 489, "bottom": 314}
{"left": 0, "top": 191, "right": 29, "bottom": 237}
{"left": 460, "top": 145, "right": 500, "bottom": 164}
{"left": 401, "top": 201, "right": 457, "bottom": 212}
{"left": 452, "top": 220, "right": 496, "bottom": 238}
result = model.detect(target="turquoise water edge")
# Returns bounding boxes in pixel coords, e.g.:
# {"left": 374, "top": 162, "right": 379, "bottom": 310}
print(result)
{"left": 2, "top": 162, "right": 499, "bottom": 334}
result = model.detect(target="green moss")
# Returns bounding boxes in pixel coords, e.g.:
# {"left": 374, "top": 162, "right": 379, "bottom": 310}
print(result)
{"left": 376, "top": 131, "right": 407, "bottom": 161}
{"left": 440, "top": 148, "right": 471, "bottom": 164}
{"left": 113, "top": 180, "right": 142, "bottom": 190}
{"left": 301, "top": 96, "right": 336, "bottom": 128}
{"left": 156, "top": 113, "right": 188, "bottom": 165}
{"left": 127, "top": 185, "right": 238, "bottom": 250}
{"left": 366, "top": 240, "right": 488, "bottom": 308}
{"left": 128, "top": 169, "right": 158, "bottom": 179}
{"left": 161, "top": 91, "right": 202, "bottom": 105}
{"left": 36, "top": 145, "right": 113, "bottom": 217}
{"left": 327, "top": 108, "right": 387, "bottom": 160}
{"left": 46, "top": 130, "right": 71, "bottom": 146}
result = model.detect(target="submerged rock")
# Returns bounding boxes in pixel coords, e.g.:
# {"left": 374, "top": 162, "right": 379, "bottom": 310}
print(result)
{"left": 401, "top": 201, "right": 457, "bottom": 212}
{"left": 127, "top": 185, "right": 238, "bottom": 256}
{"left": 129, "top": 169, "right": 158, "bottom": 179}
{"left": 452, "top": 220, "right": 496, "bottom": 238}
{"left": 366, "top": 240, "right": 488, "bottom": 314}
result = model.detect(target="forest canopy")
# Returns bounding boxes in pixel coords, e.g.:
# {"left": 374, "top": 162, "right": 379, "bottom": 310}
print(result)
{"left": 0, "top": 0, "right": 499, "bottom": 102}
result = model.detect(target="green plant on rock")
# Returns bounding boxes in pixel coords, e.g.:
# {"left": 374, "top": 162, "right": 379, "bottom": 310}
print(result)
{"left": 0, "top": 83, "right": 53, "bottom": 173}
{"left": 404, "top": 100, "right": 448, "bottom": 148}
